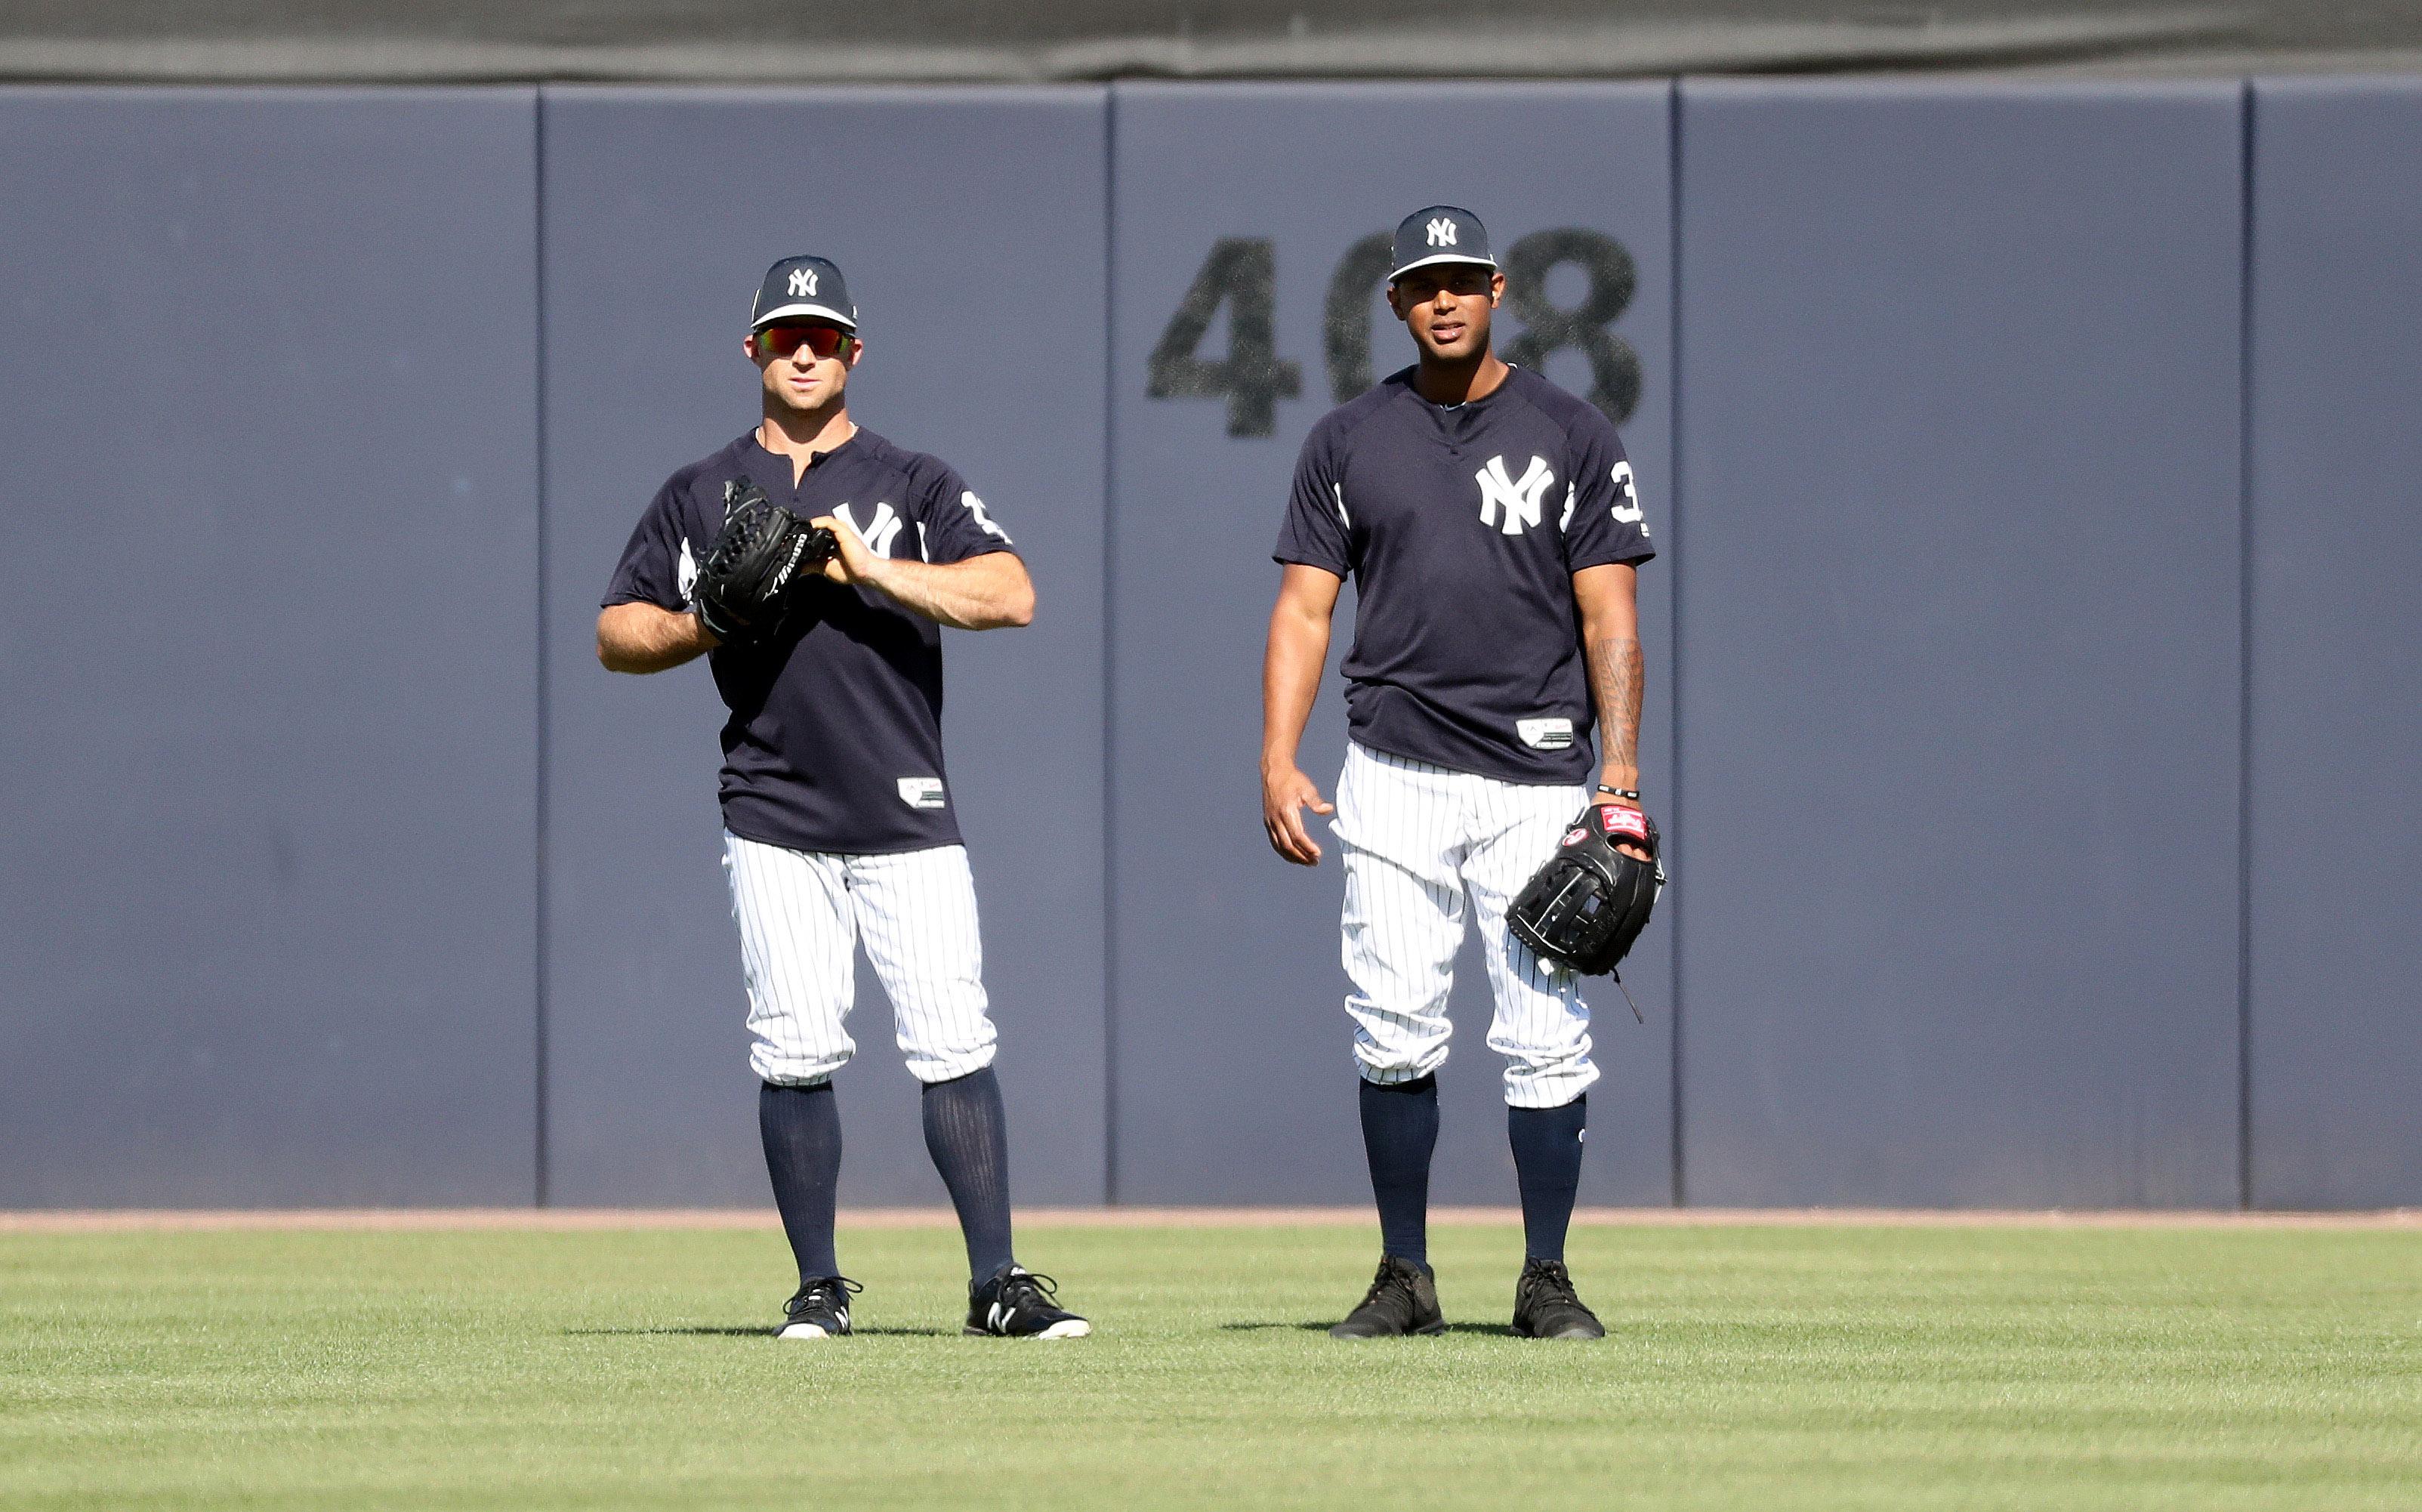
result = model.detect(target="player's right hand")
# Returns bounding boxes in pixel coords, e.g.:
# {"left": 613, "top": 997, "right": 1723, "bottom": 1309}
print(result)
{"left": 1262, "top": 764, "right": 1334, "bottom": 866}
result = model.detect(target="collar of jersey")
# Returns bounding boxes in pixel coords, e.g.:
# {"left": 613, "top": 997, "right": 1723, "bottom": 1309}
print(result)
{"left": 1399, "top": 363, "right": 1520, "bottom": 415}
{"left": 746, "top": 426, "right": 865, "bottom": 480}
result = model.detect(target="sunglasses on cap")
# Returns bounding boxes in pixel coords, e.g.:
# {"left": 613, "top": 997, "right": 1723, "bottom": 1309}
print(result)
{"left": 754, "top": 322, "right": 855, "bottom": 361}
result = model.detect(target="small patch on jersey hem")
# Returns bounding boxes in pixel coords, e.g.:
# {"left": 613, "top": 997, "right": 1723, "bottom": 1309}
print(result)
{"left": 1516, "top": 717, "right": 1575, "bottom": 751}
{"left": 897, "top": 778, "right": 948, "bottom": 810}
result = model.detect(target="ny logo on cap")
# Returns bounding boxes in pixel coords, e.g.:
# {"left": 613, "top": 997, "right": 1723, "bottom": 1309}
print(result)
{"left": 1427, "top": 218, "right": 1458, "bottom": 246}
{"left": 788, "top": 267, "right": 817, "bottom": 297}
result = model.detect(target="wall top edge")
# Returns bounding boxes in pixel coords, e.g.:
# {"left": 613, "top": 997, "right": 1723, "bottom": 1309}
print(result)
{"left": 2245, "top": 71, "right": 2422, "bottom": 97}
{"left": 2, "top": 68, "right": 2411, "bottom": 97}
{"left": 0, "top": 81, "right": 547, "bottom": 102}
{"left": 537, "top": 82, "right": 1114, "bottom": 107}
{"left": 1677, "top": 73, "right": 2257, "bottom": 103}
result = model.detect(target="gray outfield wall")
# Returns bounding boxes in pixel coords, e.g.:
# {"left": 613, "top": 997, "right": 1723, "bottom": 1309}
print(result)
{"left": 1, "top": 79, "right": 2415, "bottom": 1210}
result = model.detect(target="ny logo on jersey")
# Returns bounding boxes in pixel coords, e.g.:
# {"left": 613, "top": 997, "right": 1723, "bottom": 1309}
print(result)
{"left": 676, "top": 537, "right": 699, "bottom": 600}
{"left": 1427, "top": 218, "right": 1458, "bottom": 247}
{"left": 835, "top": 500, "right": 903, "bottom": 557}
{"left": 788, "top": 267, "right": 817, "bottom": 297}
{"left": 1475, "top": 454, "right": 1555, "bottom": 535}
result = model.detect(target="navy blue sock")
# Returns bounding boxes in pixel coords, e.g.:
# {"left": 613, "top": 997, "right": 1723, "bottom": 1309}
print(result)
{"left": 922, "top": 1066, "right": 1016, "bottom": 1282}
{"left": 759, "top": 1080, "right": 842, "bottom": 1282}
{"left": 1359, "top": 1074, "right": 1439, "bottom": 1270}
{"left": 1508, "top": 1094, "right": 1587, "bottom": 1262}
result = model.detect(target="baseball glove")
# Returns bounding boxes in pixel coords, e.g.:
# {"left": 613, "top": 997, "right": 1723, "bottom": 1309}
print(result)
{"left": 1507, "top": 802, "right": 1665, "bottom": 980}
{"left": 689, "top": 480, "right": 836, "bottom": 646}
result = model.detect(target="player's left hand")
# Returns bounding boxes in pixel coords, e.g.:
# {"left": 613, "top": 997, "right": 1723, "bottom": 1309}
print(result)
{"left": 1598, "top": 796, "right": 1652, "bottom": 864}
{"left": 808, "top": 514, "right": 884, "bottom": 588}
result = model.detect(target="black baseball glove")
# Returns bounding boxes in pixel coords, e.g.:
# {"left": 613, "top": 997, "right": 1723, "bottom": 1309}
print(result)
{"left": 1507, "top": 802, "right": 1665, "bottom": 980}
{"left": 689, "top": 480, "right": 836, "bottom": 646}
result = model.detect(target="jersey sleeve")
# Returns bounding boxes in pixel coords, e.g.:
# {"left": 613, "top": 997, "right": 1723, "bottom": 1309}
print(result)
{"left": 1560, "top": 412, "right": 1656, "bottom": 572}
{"left": 601, "top": 477, "right": 692, "bottom": 610}
{"left": 1273, "top": 420, "right": 1352, "bottom": 577}
{"left": 909, "top": 460, "right": 1020, "bottom": 565}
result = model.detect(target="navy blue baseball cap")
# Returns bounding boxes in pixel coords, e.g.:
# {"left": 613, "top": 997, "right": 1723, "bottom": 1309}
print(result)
{"left": 751, "top": 255, "right": 858, "bottom": 332}
{"left": 1388, "top": 205, "right": 1497, "bottom": 283}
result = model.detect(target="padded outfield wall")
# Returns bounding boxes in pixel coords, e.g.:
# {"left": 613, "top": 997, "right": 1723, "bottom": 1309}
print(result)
{"left": 0, "top": 79, "right": 2414, "bottom": 1208}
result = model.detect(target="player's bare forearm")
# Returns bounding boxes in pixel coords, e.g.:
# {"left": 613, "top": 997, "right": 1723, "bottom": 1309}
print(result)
{"left": 1262, "top": 564, "right": 1342, "bottom": 864}
{"left": 1587, "top": 634, "right": 1644, "bottom": 791}
{"left": 1572, "top": 563, "right": 1643, "bottom": 794}
{"left": 865, "top": 551, "right": 1035, "bottom": 631}
{"left": 813, "top": 516, "right": 1035, "bottom": 631}
{"left": 1263, "top": 566, "right": 1340, "bottom": 770}
{"left": 597, "top": 600, "right": 717, "bottom": 674}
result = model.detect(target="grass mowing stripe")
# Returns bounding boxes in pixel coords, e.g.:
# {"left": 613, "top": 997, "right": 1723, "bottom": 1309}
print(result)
{"left": 1, "top": 1223, "right": 2415, "bottom": 1510}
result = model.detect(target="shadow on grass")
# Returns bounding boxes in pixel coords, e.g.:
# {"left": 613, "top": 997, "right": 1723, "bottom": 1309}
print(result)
{"left": 1220, "top": 1322, "right": 1516, "bottom": 1337}
{"left": 566, "top": 1325, "right": 956, "bottom": 1338}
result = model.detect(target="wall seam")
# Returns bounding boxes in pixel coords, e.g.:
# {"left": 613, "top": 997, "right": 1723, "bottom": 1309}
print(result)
{"left": 2235, "top": 77, "right": 2256, "bottom": 1213}
{"left": 1667, "top": 74, "right": 1687, "bottom": 1210}
{"left": 532, "top": 86, "right": 553, "bottom": 1210}
{"left": 1100, "top": 84, "right": 1122, "bottom": 1207}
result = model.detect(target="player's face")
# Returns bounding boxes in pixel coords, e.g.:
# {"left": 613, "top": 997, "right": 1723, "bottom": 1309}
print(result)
{"left": 1388, "top": 264, "right": 1504, "bottom": 362}
{"left": 748, "top": 322, "right": 861, "bottom": 412}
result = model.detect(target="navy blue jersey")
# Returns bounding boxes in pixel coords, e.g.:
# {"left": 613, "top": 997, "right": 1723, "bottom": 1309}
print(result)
{"left": 1274, "top": 365, "right": 1655, "bottom": 785}
{"left": 605, "top": 428, "right": 1018, "bottom": 853}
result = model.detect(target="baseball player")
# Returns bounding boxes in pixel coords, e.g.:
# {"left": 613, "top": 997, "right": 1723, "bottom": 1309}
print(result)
{"left": 1260, "top": 207, "right": 1655, "bottom": 1341}
{"left": 596, "top": 255, "right": 1088, "bottom": 1341}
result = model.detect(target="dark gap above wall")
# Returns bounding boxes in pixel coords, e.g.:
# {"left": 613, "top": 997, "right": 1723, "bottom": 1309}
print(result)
{"left": 2, "top": 0, "right": 2418, "bottom": 82}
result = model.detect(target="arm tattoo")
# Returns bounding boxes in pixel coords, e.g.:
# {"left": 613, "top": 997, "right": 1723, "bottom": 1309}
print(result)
{"left": 1589, "top": 635, "right": 1644, "bottom": 776}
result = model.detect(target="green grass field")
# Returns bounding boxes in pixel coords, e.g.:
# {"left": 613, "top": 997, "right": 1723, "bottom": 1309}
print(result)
{"left": 2, "top": 1219, "right": 2417, "bottom": 1510}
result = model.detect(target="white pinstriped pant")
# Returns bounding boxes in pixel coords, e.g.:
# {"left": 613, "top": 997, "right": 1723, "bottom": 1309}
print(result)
{"left": 1333, "top": 742, "right": 1599, "bottom": 1108}
{"left": 722, "top": 832, "right": 998, "bottom": 1087}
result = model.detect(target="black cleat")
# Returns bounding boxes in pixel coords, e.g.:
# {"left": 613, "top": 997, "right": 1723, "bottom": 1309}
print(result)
{"left": 1510, "top": 1257, "right": 1604, "bottom": 1340}
{"left": 777, "top": 1275, "right": 862, "bottom": 1341}
{"left": 965, "top": 1265, "right": 1091, "bottom": 1338}
{"left": 1329, "top": 1254, "right": 1445, "bottom": 1339}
